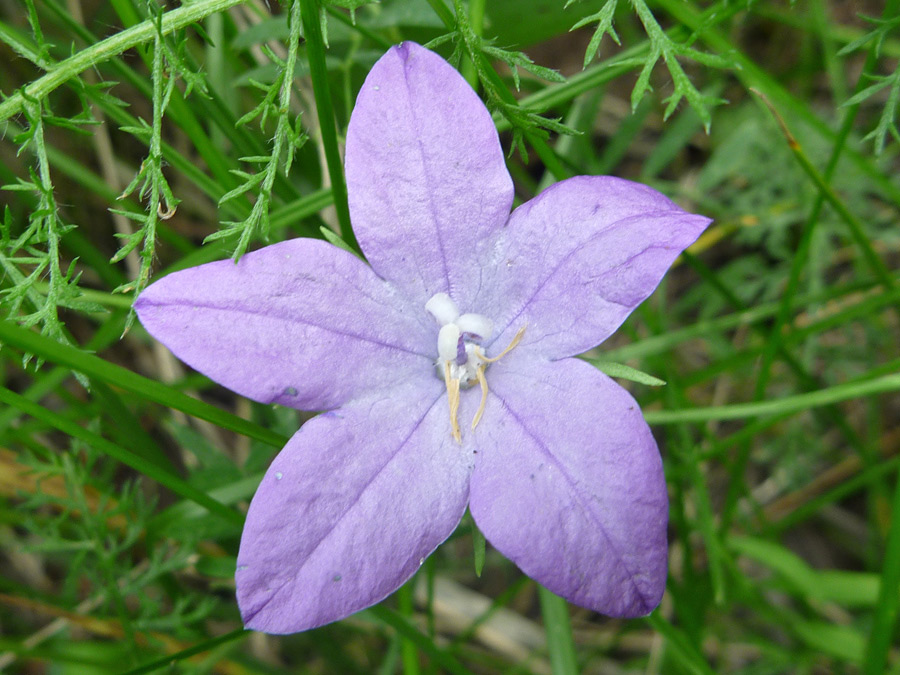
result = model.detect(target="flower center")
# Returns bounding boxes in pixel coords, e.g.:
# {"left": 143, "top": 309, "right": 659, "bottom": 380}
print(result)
{"left": 425, "top": 293, "right": 525, "bottom": 442}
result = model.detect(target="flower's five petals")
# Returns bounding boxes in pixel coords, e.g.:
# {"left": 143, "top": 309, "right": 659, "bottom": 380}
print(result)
{"left": 345, "top": 42, "right": 514, "bottom": 306}
{"left": 236, "top": 380, "right": 472, "bottom": 634}
{"left": 135, "top": 239, "right": 434, "bottom": 411}
{"left": 484, "top": 176, "right": 711, "bottom": 359}
{"left": 468, "top": 357, "right": 667, "bottom": 617}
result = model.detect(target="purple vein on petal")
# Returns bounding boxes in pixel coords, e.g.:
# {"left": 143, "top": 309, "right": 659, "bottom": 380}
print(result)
{"left": 143, "top": 297, "right": 434, "bottom": 359}
{"left": 488, "top": 210, "right": 691, "bottom": 351}
{"left": 486, "top": 385, "right": 654, "bottom": 606}
{"left": 399, "top": 50, "right": 452, "bottom": 295}
{"left": 240, "top": 389, "right": 446, "bottom": 624}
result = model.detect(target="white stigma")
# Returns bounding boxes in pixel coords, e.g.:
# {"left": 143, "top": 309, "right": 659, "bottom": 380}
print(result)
{"left": 426, "top": 293, "right": 493, "bottom": 386}
{"left": 425, "top": 292, "right": 460, "bottom": 326}
{"left": 437, "top": 323, "right": 462, "bottom": 363}
{"left": 426, "top": 292, "right": 523, "bottom": 443}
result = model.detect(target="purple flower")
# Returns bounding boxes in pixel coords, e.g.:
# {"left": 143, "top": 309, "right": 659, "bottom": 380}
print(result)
{"left": 135, "top": 42, "right": 710, "bottom": 634}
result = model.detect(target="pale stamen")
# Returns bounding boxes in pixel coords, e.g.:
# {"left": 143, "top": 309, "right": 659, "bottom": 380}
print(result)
{"left": 473, "top": 325, "right": 527, "bottom": 364}
{"left": 470, "top": 325, "right": 527, "bottom": 431}
{"left": 426, "top": 293, "right": 525, "bottom": 442}
{"left": 444, "top": 361, "right": 461, "bottom": 442}
{"left": 472, "top": 365, "right": 488, "bottom": 430}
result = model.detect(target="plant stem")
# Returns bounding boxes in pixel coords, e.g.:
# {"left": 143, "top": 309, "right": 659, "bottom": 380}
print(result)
{"left": 645, "top": 373, "right": 900, "bottom": 425}
{"left": 396, "top": 581, "right": 420, "bottom": 675}
{"left": 0, "top": 386, "right": 243, "bottom": 525}
{"left": 460, "top": 0, "right": 485, "bottom": 88}
{"left": 538, "top": 586, "right": 578, "bottom": 675}
{"left": 0, "top": 0, "right": 244, "bottom": 122}
{"left": 299, "top": 0, "right": 359, "bottom": 254}
{"left": 0, "top": 319, "right": 288, "bottom": 449}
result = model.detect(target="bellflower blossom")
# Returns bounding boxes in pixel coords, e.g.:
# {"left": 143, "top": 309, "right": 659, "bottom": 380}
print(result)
{"left": 135, "top": 42, "right": 710, "bottom": 634}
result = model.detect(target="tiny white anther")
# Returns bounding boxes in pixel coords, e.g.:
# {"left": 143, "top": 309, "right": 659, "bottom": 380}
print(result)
{"left": 438, "top": 323, "right": 461, "bottom": 362}
{"left": 456, "top": 313, "right": 493, "bottom": 340}
{"left": 425, "top": 292, "right": 460, "bottom": 326}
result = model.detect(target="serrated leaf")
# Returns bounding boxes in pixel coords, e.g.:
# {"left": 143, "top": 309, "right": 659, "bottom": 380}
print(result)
{"left": 218, "top": 174, "right": 265, "bottom": 204}
{"left": 571, "top": 0, "right": 620, "bottom": 68}
{"left": 110, "top": 230, "right": 145, "bottom": 263}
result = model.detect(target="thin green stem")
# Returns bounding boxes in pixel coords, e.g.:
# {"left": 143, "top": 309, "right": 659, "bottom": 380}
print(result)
{"left": 228, "top": 0, "right": 304, "bottom": 258}
{"left": 653, "top": 0, "right": 900, "bottom": 205}
{"left": 31, "top": 283, "right": 133, "bottom": 309}
{"left": 645, "top": 373, "right": 900, "bottom": 425}
{"left": 864, "top": 456, "right": 900, "bottom": 674}
{"left": 122, "top": 628, "right": 248, "bottom": 675}
{"left": 538, "top": 586, "right": 579, "bottom": 675}
{"left": 0, "top": 386, "right": 243, "bottom": 525}
{"left": 397, "top": 580, "right": 420, "bottom": 675}
{"left": 460, "top": 0, "right": 485, "bottom": 88}
{"left": 751, "top": 92, "right": 897, "bottom": 299}
{"left": 299, "top": 0, "right": 359, "bottom": 253}
{"left": 26, "top": 99, "right": 63, "bottom": 336}
{"left": 0, "top": 319, "right": 288, "bottom": 449}
{"left": 0, "top": 0, "right": 245, "bottom": 122}
{"left": 367, "top": 605, "right": 472, "bottom": 675}
{"left": 423, "top": 0, "right": 454, "bottom": 27}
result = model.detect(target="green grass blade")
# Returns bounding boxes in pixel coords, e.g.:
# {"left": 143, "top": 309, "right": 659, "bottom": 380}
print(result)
{"left": 538, "top": 586, "right": 579, "bottom": 675}
{"left": 300, "top": 0, "right": 358, "bottom": 253}
{"left": 0, "top": 319, "right": 288, "bottom": 449}
{"left": 0, "top": 386, "right": 243, "bottom": 524}
{"left": 121, "top": 628, "right": 248, "bottom": 675}
{"left": 863, "top": 470, "right": 900, "bottom": 674}
{"left": 646, "top": 373, "right": 900, "bottom": 424}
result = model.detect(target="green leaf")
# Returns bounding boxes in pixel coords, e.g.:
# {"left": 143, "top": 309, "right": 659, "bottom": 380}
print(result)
{"left": 0, "top": 318, "right": 288, "bottom": 449}
{"left": 729, "top": 536, "right": 880, "bottom": 608}
{"left": 539, "top": 586, "right": 579, "bottom": 675}
{"left": 584, "top": 358, "right": 666, "bottom": 386}
{"left": 793, "top": 621, "right": 865, "bottom": 664}
{"left": 471, "top": 520, "right": 486, "bottom": 578}
{"left": 645, "top": 372, "right": 900, "bottom": 424}
{"left": 0, "top": 386, "right": 243, "bottom": 525}
{"left": 570, "top": 0, "right": 620, "bottom": 68}
{"left": 320, "top": 226, "right": 364, "bottom": 260}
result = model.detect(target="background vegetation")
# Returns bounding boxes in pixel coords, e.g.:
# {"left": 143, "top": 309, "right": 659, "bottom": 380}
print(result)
{"left": 1, "top": 0, "right": 898, "bottom": 672}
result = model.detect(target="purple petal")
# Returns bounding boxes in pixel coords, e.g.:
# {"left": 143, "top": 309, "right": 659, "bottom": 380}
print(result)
{"left": 345, "top": 42, "right": 514, "bottom": 307}
{"left": 468, "top": 356, "right": 667, "bottom": 617}
{"left": 236, "top": 380, "right": 472, "bottom": 633}
{"left": 135, "top": 238, "right": 434, "bottom": 411}
{"left": 480, "top": 176, "right": 711, "bottom": 359}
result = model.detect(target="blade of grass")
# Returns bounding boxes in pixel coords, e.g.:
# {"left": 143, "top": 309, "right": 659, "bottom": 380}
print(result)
{"left": 645, "top": 372, "right": 900, "bottom": 424}
{"left": 367, "top": 605, "right": 474, "bottom": 675}
{"left": 0, "top": 319, "right": 288, "bottom": 449}
{"left": 0, "top": 386, "right": 243, "bottom": 525}
{"left": 0, "top": 0, "right": 246, "bottom": 122}
{"left": 864, "top": 467, "right": 900, "bottom": 674}
{"left": 0, "top": 310, "right": 127, "bottom": 433}
{"left": 299, "top": 0, "right": 359, "bottom": 253}
{"left": 396, "top": 580, "right": 420, "bottom": 675}
{"left": 123, "top": 629, "right": 248, "bottom": 675}
{"left": 538, "top": 586, "right": 578, "bottom": 675}
{"left": 645, "top": 612, "right": 715, "bottom": 675}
